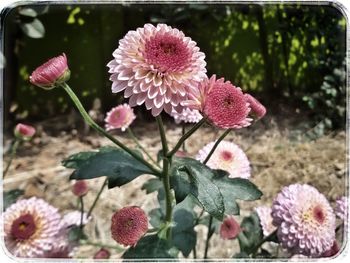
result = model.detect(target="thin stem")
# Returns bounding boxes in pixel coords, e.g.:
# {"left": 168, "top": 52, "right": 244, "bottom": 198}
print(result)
{"left": 167, "top": 118, "right": 206, "bottom": 157}
{"left": 127, "top": 128, "right": 158, "bottom": 167}
{"left": 87, "top": 178, "right": 108, "bottom": 219}
{"left": 3, "top": 139, "right": 20, "bottom": 178}
{"left": 251, "top": 229, "right": 278, "bottom": 257}
{"left": 60, "top": 83, "right": 161, "bottom": 176}
{"left": 181, "top": 124, "right": 186, "bottom": 152}
{"left": 80, "top": 240, "right": 124, "bottom": 252}
{"left": 203, "top": 129, "right": 232, "bottom": 164}
{"left": 79, "top": 196, "right": 84, "bottom": 229}
{"left": 204, "top": 215, "right": 213, "bottom": 259}
{"left": 156, "top": 116, "right": 169, "bottom": 154}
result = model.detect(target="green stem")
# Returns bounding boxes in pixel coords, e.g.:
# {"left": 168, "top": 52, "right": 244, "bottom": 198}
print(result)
{"left": 3, "top": 139, "right": 20, "bottom": 178}
{"left": 204, "top": 215, "right": 213, "bottom": 259}
{"left": 203, "top": 129, "right": 232, "bottom": 164}
{"left": 156, "top": 116, "right": 169, "bottom": 155}
{"left": 127, "top": 128, "right": 158, "bottom": 167}
{"left": 181, "top": 124, "right": 186, "bottom": 152}
{"left": 167, "top": 118, "right": 206, "bottom": 157}
{"left": 87, "top": 178, "right": 108, "bottom": 219}
{"left": 80, "top": 240, "right": 124, "bottom": 252}
{"left": 60, "top": 83, "right": 161, "bottom": 176}
{"left": 79, "top": 196, "right": 84, "bottom": 229}
{"left": 251, "top": 229, "right": 278, "bottom": 257}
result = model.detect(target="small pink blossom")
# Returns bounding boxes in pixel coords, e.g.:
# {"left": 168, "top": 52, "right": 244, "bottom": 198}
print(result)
{"left": 220, "top": 216, "right": 241, "bottom": 240}
{"left": 170, "top": 108, "right": 202, "bottom": 124}
{"left": 93, "top": 248, "right": 111, "bottom": 259}
{"left": 30, "top": 53, "right": 70, "bottom": 89}
{"left": 72, "top": 180, "right": 89, "bottom": 197}
{"left": 245, "top": 94, "right": 266, "bottom": 120}
{"left": 14, "top": 123, "right": 36, "bottom": 140}
{"left": 111, "top": 206, "right": 148, "bottom": 247}
{"left": 105, "top": 104, "right": 136, "bottom": 132}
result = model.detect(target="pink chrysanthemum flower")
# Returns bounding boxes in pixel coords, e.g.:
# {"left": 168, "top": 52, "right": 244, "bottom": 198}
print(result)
{"left": 107, "top": 23, "right": 207, "bottom": 116}
{"left": 185, "top": 75, "right": 252, "bottom": 129}
{"left": 3, "top": 197, "right": 61, "bottom": 258}
{"left": 72, "top": 180, "right": 89, "bottom": 197}
{"left": 271, "top": 184, "right": 336, "bottom": 257}
{"left": 30, "top": 53, "right": 70, "bottom": 89}
{"left": 111, "top": 206, "right": 148, "bottom": 247}
{"left": 105, "top": 104, "right": 136, "bottom": 132}
{"left": 170, "top": 107, "right": 202, "bottom": 124}
{"left": 93, "top": 248, "right": 111, "bottom": 259}
{"left": 14, "top": 123, "right": 36, "bottom": 141}
{"left": 196, "top": 140, "right": 250, "bottom": 179}
{"left": 220, "top": 216, "right": 241, "bottom": 240}
{"left": 335, "top": 196, "right": 348, "bottom": 220}
{"left": 255, "top": 206, "right": 276, "bottom": 237}
{"left": 245, "top": 93, "right": 266, "bottom": 120}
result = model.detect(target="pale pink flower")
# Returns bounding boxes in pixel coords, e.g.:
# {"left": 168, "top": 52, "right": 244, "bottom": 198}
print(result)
{"left": 30, "top": 53, "right": 70, "bottom": 89}
{"left": 3, "top": 197, "right": 61, "bottom": 258}
{"left": 72, "top": 180, "right": 89, "bottom": 197}
{"left": 14, "top": 123, "right": 36, "bottom": 140}
{"left": 105, "top": 104, "right": 136, "bottom": 131}
{"left": 245, "top": 93, "right": 266, "bottom": 120}
{"left": 196, "top": 140, "right": 250, "bottom": 179}
{"left": 255, "top": 206, "right": 276, "bottom": 237}
{"left": 107, "top": 23, "right": 207, "bottom": 116}
{"left": 335, "top": 196, "right": 347, "bottom": 220}
{"left": 170, "top": 107, "right": 202, "bottom": 124}
{"left": 271, "top": 184, "right": 336, "bottom": 257}
{"left": 220, "top": 216, "right": 241, "bottom": 240}
{"left": 111, "top": 206, "right": 148, "bottom": 247}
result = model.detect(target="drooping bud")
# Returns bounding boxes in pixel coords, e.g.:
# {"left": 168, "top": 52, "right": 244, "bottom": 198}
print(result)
{"left": 219, "top": 216, "right": 241, "bottom": 240}
{"left": 72, "top": 180, "right": 88, "bottom": 197}
{"left": 14, "top": 123, "right": 36, "bottom": 141}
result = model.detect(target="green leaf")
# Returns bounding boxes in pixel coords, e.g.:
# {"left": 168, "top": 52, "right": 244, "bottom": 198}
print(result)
{"left": 212, "top": 170, "right": 263, "bottom": 215}
{"left": 20, "top": 18, "right": 45, "bottom": 38}
{"left": 62, "top": 147, "right": 155, "bottom": 189}
{"left": 149, "top": 208, "right": 164, "bottom": 228}
{"left": 238, "top": 213, "right": 263, "bottom": 254}
{"left": 142, "top": 178, "right": 162, "bottom": 194}
{"left": 68, "top": 226, "right": 87, "bottom": 242}
{"left": 232, "top": 252, "right": 249, "bottom": 258}
{"left": 122, "top": 235, "right": 175, "bottom": 259}
{"left": 171, "top": 157, "right": 225, "bottom": 220}
{"left": 3, "top": 189, "right": 24, "bottom": 210}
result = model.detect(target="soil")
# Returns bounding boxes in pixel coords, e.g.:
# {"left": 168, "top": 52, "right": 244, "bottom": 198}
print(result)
{"left": 3, "top": 114, "right": 347, "bottom": 259}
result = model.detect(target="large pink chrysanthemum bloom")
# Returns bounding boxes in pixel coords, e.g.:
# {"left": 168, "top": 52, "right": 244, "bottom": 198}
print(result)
{"left": 196, "top": 140, "right": 250, "bottom": 179}
{"left": 255, "top": 206, "right": 276, "bottom": 237}
{"left": 170, "top": 107, "right": 202, "bottom": 124}
{"left": 14, "top": 123, "right": 36, "bottom": 141}
{"left": 111, "top": 206, "right": 148, "bottom": 247}
{"left": 245, "top": 93, "right": 266, "bottom": 120}
{"left": 220, "top": 216, "right": 241, "bottom": 240}
{"left": 3, "top": 197, "right": 61, "bottom": 258}
{"left": 30, "top": 53, "right": 70, "bottom": 89}
{"left": 334, "top": 196, "right": 348, "bottom": 221}
{"left": 185, "top": 75, "right": 252, "bottom": 129}
{"left": 271, "top": 184, "right": 336, "bottom": 257}
{"left": 105, "top": 104, "right": 136, "bottom": 132}
{"left": 107, "top": 23, "right": 207, "bottom": 116}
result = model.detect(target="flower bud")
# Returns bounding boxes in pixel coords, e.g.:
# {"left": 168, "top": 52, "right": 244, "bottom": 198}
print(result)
{"left": 220, "top": 216, "right": 241, "bottom": 240}
{"left": 30, "top": 53, "right": 70, "bottom": 89}
{"left": 93, "top": 248, "right": 110, "bottom": 259}
{"left": 72, "top": 180, "right": 88, "bottom": 197}
{"left": 245, "top": 94, "right": 266, "bottom": 120}
{"left": 14, "top": 123, "right": 36, "bottom": 141}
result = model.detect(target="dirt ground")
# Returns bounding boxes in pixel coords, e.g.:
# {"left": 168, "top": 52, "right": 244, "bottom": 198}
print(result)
{"left": 3, "top": 115, "right": 347, "bottom": 259}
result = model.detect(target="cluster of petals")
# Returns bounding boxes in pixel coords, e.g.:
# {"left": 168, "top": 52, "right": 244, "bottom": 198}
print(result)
{"left": 14, "top": 123, "right": 36, "bottom": 141}
{"left": 196, "top": 140, "right": 250, "bottom": 179}
{"left": 245, "top": 93, "right": 266, "bottom": 120}
{"left": 271, "top": 184, "right": 336, "bottom": 257}
{"left": 219, "top": 216, "right": 241, "bottom": 240}
{"left": 170, "top": 107, "right": 202, "bottom": 124}
{"left": 107, "top": 23, "right": 207, "bottom": 116}
{"left": 105, "top": 104, "right": 136, "bottom": 132}
{"left": 334, "top": 196, "right": 347, "bottom": 221}
{"left": 255, "top": 206, "right": 276, "bottom": 237}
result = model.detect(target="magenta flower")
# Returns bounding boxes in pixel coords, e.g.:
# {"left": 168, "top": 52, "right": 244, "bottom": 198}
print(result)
{"left": 3, "top": 197, "right": 61, "bottom": 258}
{"left": 255, "top": 206, "right": 276, "bottom": 237}
{"left": 30, "top": 53, "right": 70, "bottom": 89}
{"left": 335, "top": 196, "right": 347, "bottom": 220}
{"left": 170, "top": 107, "right": 202, "bottom": 124}
{"left": 14, "top": 123, "right": 36, "bottom": 141}
{"left": 245, "top": 94, "right": 266, "bottom": 120}
{"left": 72, "top": 180, "right": 89, "bottom": 197}
{"left": 105, "top": 104, "right": 136, "bottom": 132}
{"left": 107, "top": 24, "right": 207, "bottom": 116}
{"left": 220, "top": 216, "right": 241, "bottom": 240}
{"left": 196, "top": 140, "right": 250, "bottom": 178}
{"left": 93, "top": 248, "right": 111, "bottom": 259}
{"left": 271, "top": 184, "right": 336, "bottom": 257}
{"left": 111, "top": 206, "right": 148, "bottom": 247}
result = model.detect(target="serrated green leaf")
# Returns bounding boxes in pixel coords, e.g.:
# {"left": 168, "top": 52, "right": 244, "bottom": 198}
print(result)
{"left": 20, "top": 18, "right": 45, "bottom": 38}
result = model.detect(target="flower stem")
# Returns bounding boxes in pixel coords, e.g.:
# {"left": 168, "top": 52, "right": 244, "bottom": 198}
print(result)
{"left": 251, "top": 229, "right": 278, "bottom": 257}
{"left": 127, "top": 127, "right": 159, "bottom": 167}
{"left": 167, "top": 118, "right": 206, "bottom": 157}
{"left": 87, "top": 178, "right": 108, "bottom": 219}
{"left": 60, "top": 83, "right": 161, "bottom": 176}
{"left": 79, "top": 196, "right": 84, "bottom": 229}
{"left": 181, "top": 124, "right": 186, "bottom": 152}
{"left": 3, "top": 139, "right": 20, "bottom": 178}
{"left": 203, "top": 129, "right": 232, "bottom": 164}
{"left": 204, "top": 215, "right": 213, "bottom": 259}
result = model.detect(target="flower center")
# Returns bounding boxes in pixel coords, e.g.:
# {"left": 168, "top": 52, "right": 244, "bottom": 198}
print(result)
{"left": 223, "top": 96, "right": 234, "bottom": 107}
{"left": 10, "top": 213, "right": 37, "bottom": 240}
{"left": 144, "top": 33, "right": 191, "bottom": 72}
{"left": 124, "top": 219, "right": 134, "bottom": 230}
{"left": 221, "top": 150, "right": 234, "bottom": 161}
{"left": 312, "top": 205, "right": 325, "bottom": 224}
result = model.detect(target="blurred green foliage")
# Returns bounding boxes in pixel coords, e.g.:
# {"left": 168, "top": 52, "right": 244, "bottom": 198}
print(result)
{"left": 3, "top": 3, "right": 346, "bottom": 130}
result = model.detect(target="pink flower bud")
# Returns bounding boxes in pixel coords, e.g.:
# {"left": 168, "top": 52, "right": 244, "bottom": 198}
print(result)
{"left": 111, "top": 206, "right": 148, "bottom": 247}
{"left": 30, "top": 53, "right": 70, "bottom": 89}
{"left": 245, "top": 94, "right": 266, "bottom": 120}
{"left": 220, "top": 216, "right": 241, "bottom": 240}
{"left": 14, "top": 123, "right": 36, "bottom": 140}
{"left": 72, "top": 180, "right": 88, "bottom": 197}
{"left": 93, "top": 248, "right": 111, "bottom": 259}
